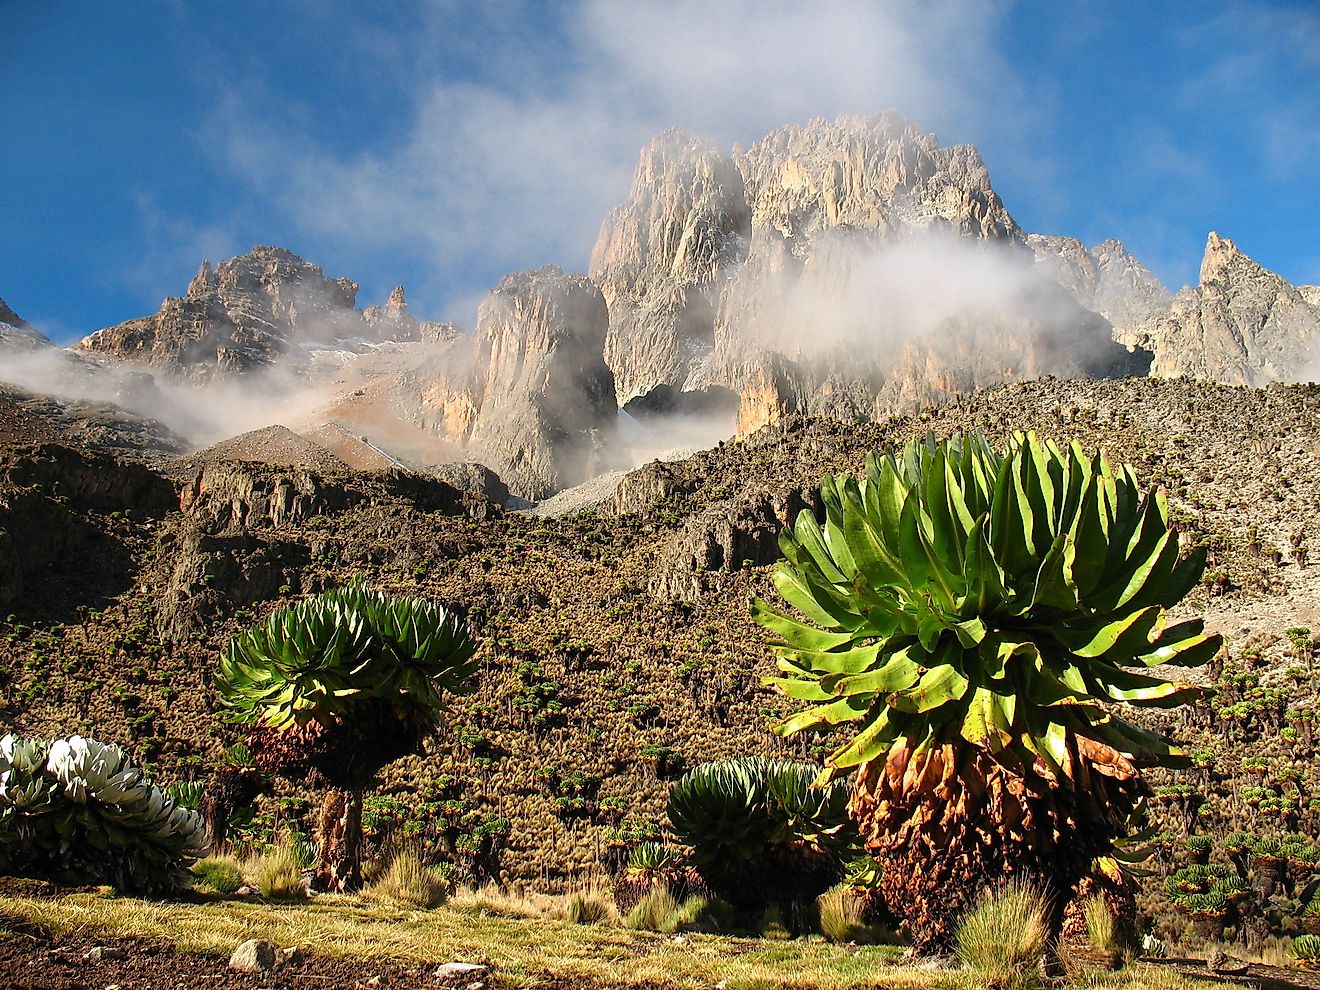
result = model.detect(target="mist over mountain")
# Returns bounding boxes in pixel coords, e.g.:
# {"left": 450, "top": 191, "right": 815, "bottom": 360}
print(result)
{"left": 3, "top": 112, "right": 1319, "bottom": 500}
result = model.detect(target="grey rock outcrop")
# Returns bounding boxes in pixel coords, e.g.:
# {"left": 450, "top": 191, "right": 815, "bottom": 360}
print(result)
{"left": 177, "top": 461, "right": 476, "bottom": 531}
{"left": 413, "top": 266, "right": 618, "bottom": 499}
{"left": 1027, "top": 235, "right": 1173, "bottom": 333}
{"left": 0, "top": 297, "right": 53, "bottom": 352}
{"left": 362, "top": 284, "right": 459, "bottom": 345}
{"left": 229, "top": 939, "right": 279, "bottom": 973}
{"left": 425, "top": 461, "right": 517, "bottom": 508}
{"left": 590, "top": 129, "right": 749, "bottom": 403}
{"left": 76, "top": 247, "right": 435, "bottom": 380}
{"left": 1122, "top": 233, "right": 1320, "bottom": 384}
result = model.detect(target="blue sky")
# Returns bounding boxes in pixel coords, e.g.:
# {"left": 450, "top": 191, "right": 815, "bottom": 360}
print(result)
{"left": 3, "top": 1, "right": 1317, "bottom": 342}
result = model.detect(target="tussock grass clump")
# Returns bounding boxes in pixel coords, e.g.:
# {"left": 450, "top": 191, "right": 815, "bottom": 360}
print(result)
{"left": 561, "top": 888, "right": 617, "bottom": 926}
{"left": 757, "top": 902, "right": 791, "bottom": 940}
{"left": 252, "top": 843, "right": 307, "bottom": 901}
{"left": 954, "top": 880, "right": 1047, "bottom": 990}
{"left": 191, "top": 856, "right": 244, "bottom": 896}
{"left": 625, "top": 889, "right": 681, "bottom": 932}
{"left": 817, "top": 885, "right": 891, "bottom": 944}
{"left": 367, "top": 850, "right": 449, "bottom": 909}
{"left": 1084, "top": 894, "right": 1120, "bottom": 957}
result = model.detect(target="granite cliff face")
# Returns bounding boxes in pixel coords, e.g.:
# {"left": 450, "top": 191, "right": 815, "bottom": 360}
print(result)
{"left": 592, "top": 113, "right": 1132, "bottom": 435}
{"left": 76, "top": 247, "right": 434, "bottom": 380}
{"left": 1027, "top": 235, "right": 1173, "bottom": 334}
{"left": 407, "top": 266, "right": 618, "bottom": 499}
{"left": 1121, "top": 233, "right": 1320, "bottom": 385}
{"left": 589, "top": 129, "right": 749, "bottom": 404}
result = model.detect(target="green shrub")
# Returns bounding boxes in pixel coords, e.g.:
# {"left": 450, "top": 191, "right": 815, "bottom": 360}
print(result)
{"left": 286, "top": 830, "right": 317, "bottom": 870}
{"left": 1293, "top": 934, "right": 1320, "bottom": 966}
{"left": 0, "top": 733, "right": 205, "bottom": 896}
{"left": 954, "top": 881, "right": 1047, "bottom": 990}
{"left": 192, "top": 856, "right": 244, "bottom": 895}
{"left": 628, "top": 841, "right": 680, "bottom": 871}
{"left": 667, "top": 756, "right": 857, "bottom": 917}
{"left": 367, "top": 849, "right": 448, "bottom": 909}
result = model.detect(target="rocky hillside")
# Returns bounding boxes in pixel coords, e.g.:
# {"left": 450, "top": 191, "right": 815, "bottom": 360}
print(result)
{"left": 76, "top": 247, "right": 448, "bottom": 381}
{"left": 4, "top": 376, "right": 1320, "bottom": 893}
{"left": 1121, "top": 232, "right": 1320, "bottom": 384}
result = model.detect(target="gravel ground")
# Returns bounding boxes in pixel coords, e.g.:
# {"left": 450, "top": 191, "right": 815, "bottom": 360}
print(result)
{"left": 169, "top": 425, "right": 348, "bottom": 475}
{"left": 0, "top": 933, "right": 669, "bottom": 990}
{"left": 523, "top": 469, "right": 629, "bottom": 517}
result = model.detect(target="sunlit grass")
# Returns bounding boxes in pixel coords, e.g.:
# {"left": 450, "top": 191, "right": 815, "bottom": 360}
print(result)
{"left": 0, "top": 889, "right": 1240, "bottom": 990}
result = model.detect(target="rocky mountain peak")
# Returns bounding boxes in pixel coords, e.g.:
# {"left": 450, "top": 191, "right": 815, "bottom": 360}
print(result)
{"left": 1121, "top": 233, "right": 1320, "bottom": 385}
{"left": 1199, "top": 231, "right": 1249, "bottom": 285}
{"left": 385, "top": 285, "right": 407, "bottom": 318}
{"left": 1027, "top": 234, "right": 1172, "bottom": 334}
{"left": 735, "top": 111, "right": 1020, "bottom": 243}
{"left": 1, "top": 296, "right": 32, "bottom": 330}
{"left": 593, "top": 112, "right": 1032, "bottom": 411}
{"left": 187, "top": 261, "right": 217, "bottom": 297}
{"left": 0, "top": 296, "right": 53, "bottom": 351}
{"left": 590, "top": 128, "right": 749, "bottom": 402}
{"left": 75, "top": 247, "right": 432, "bottom": 380}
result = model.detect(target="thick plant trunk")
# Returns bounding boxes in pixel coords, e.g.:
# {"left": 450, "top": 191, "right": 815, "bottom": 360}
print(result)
{"left": 199, "top": 792, "right": 227, "bottom": 853}
{"left": 850, "top": 737, "right": 1143, "bottom": 956}
{"left": 314, "top": 788, "right": 364, "bottom": 892}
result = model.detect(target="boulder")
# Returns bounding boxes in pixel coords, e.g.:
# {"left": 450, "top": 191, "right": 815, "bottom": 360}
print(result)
{"left": 228, "top": 938, "right": 278, "bottom": 973}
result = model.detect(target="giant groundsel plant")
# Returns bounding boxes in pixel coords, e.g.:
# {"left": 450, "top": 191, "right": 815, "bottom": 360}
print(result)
{"left": 216, "top": 582, "right": 478, "bottom": 892}
{"left": 0, "top": 734, "right": 205, "bottom": 895}
{"left": 754, "top": 432, "right": 1220, "bottom": 954}
{"left": 667, "top": 756, "right": 859, "bottom": 930}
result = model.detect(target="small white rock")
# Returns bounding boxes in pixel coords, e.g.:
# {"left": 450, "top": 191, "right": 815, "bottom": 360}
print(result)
{"left": 436, "top": 962, "right": 488, "bottom": 980}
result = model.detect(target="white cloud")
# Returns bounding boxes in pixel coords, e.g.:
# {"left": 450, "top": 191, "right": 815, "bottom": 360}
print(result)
{"left": 197, "top": 0, "right": 1036, "bottom": 325}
